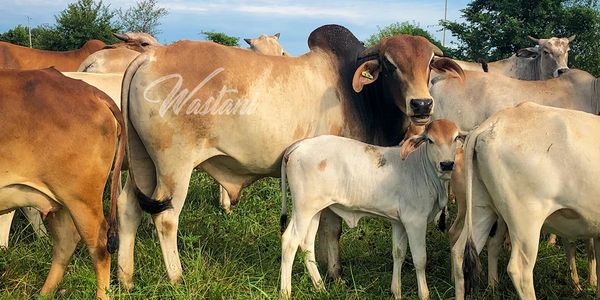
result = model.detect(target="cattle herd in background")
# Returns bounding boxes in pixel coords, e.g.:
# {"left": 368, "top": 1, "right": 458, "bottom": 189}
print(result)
{"left": 0, "top": 23, "right": 598, "bottom": 299}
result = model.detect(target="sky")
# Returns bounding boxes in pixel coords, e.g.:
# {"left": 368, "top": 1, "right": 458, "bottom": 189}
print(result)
{"left": 0, "top": 0, "right": 471, "bottom": 55}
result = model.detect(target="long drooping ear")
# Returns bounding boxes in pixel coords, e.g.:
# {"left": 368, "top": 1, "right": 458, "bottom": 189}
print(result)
{"left": 274, "top": 33, "right": 281, "bottom": 39}
{"left": 568, "top": 35, "right": 576, "bottom": 42}
{"left": 431, "top": 57, "right": 465, "bottom": 81}
{"left": 244, "top": 38, "right": 252, "bottom": 45}
{"left": 516, "top": 47, "right": 539, "bottom": 58}
{"left": 400, "top": 135, "right": 426, "bottom": 160}
{"left": 352, "top": 59, "right": 380, "bottom": 92}
{"left": 113, "top": 32, "right": 130, "bottom": 42}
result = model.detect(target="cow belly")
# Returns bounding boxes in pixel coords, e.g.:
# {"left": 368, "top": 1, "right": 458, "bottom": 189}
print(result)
{"left": 0, "top": 184, "right": 61, "bottom": 216}
{"left": 329, "top": 204, "right": 375, "bottom": 228}
{"left": 544, "top": 208, "right": 600, "bottom": 238}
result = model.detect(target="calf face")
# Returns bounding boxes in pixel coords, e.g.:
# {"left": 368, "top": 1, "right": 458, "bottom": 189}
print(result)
{"left": 400, "top": 119, "right": 465, "bottom": 179}
{"left": 245, "top": 33, "right": 287, "bottom": 56}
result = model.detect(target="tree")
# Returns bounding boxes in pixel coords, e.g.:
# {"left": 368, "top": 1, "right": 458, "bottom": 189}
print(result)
{"left": 443, "top": 0, "right": 600, "bottom": 75}
{"left": 48, "top": 0, "right": 121, "bottom": 50}
{"left": 201, "top": 31, "right": 239, "bottom": 46}
{"left": 0, "top": 25, "right": 31, "bottom": 47}
{"left": 365, "top": 21, "right": 444, "bottom": 50}
{"left": 118, "top": 0, "right": 168, "bottom": 35}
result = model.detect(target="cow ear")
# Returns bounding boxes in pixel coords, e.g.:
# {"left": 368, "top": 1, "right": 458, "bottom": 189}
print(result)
{"left": 516, "top": 47, "right": 539, "bottom": 58}
{"left": 352, "top": 59, "right": 380, "bottom": 93}
{"left": 113, "top": 33, "right": 130, "bottom": 42}
{"left": 399, "top": 135, "right": 426, "bottom": 160}
{"left": 244, "top": 38, "right": 252, "bottom": 46}
{"left": 456, "top": 132, "right": 468, "bottom": 143}
{"left": 568, "top": 35, "right": 576, "bottom": 42}
{"left": 431, "top": 57, "right": 465, "bottom": 81}
{"left": 274, "top": 33, "right": 281, "bottom": 39}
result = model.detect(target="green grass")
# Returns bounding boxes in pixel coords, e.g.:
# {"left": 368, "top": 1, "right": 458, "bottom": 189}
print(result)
{"left": 0, "top": 171, "right": 597, "bottom": 299}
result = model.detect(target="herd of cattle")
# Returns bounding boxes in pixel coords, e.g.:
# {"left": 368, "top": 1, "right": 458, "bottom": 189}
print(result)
{"left": 0, "top": 23, "right": 598, "bottom": 299}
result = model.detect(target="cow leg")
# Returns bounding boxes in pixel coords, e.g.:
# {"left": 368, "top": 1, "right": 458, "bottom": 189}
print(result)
{"left": 21, "top": 207, "right": 47, "bottom": 237}
{"left": 117, "top": 176, "right": 144, "bottom": 290}
{"left": 487, "top": 218, "right": 507, "bottom": 288}
{"left": 566, "top": 239, "right": 583, "bottom": 293}
{"left": 151, "top": 166, "right": 194, "bottom": 285}
{"left": 301, "top": 211, "right": 324, "bottom": 290}
{"left": 593, "top": 237, "right": 600, "bottom": 298}
{"left": 280, "top": 210, "right": 319, "bottom": 298}
{"left": 316, "top": 208, "right": 342, "bottom": 279}
{"left": 505, "top": 217, "right": 544, "bottom": 300}
{"left": 68, "top": 200, "right": 111, "bottom": 300}
{"left": 404, "top": 220, "right": 429, "bottom": 300}
{"left": 588, "top": 238, "right": 597, "bottom": 291}
{"left": 390, "top": 221, "right": 408, "bottom": 299}
{"left": 40, "top": 208, "right": 80, "bottom": 296}
{"left": 219, "top": 185, "right": 232, "bottom": 214}
{"left": 0, "top": 211, "right": 15, "bottom": 248}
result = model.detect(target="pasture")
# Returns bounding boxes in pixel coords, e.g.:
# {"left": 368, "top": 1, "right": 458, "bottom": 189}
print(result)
{"left": 0, "top": 172, "right": 595, "bottom": 299}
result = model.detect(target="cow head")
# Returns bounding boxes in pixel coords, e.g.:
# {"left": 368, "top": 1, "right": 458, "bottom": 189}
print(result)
{"left": 245, "top": 33, "right": 288, "bottom": 56}
{"left": 400, "top": 119, "right": 465, "bottom": 180}
{"left": 522, "top": 35, "right": 575, "bottom": 79}
{"left": 352, "top": 35, "right": 464, "bottom": 126}
{"left": 108, "top": 32, "right": 161, "bottom": 52}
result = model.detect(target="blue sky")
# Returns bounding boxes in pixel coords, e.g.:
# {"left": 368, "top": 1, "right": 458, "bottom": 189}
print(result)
{"left": 0, "top": 0, "right": 471, "bottom": 55}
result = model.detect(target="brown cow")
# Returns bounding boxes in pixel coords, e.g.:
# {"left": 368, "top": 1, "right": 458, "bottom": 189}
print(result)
{"left": 0, "top": 40, "right": 106, "bottom": 71}
{"left": 116, "top": 24, "right": 464, "bottom": 289}
{"left": 0, "top": 68, "right": 124, "bottom": 299}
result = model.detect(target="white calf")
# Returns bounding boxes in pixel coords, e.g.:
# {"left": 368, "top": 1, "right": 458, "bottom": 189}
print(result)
{"left": 279, "top": 119, "right": 464, "bottom": 299}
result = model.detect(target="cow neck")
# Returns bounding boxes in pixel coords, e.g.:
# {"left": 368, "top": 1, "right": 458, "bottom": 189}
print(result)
{"left": 401, "top": 144, "right": 449, "bottom": 210}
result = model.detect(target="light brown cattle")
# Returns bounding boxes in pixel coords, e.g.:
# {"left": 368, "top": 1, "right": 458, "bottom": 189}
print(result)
{"left": 0, "top": 40, "right": 106, "bottom": 71}
{"left": 244, "top": 33, "right": 288, "bottom": 56}
{"left": 116, "top": 24, "right": 464, "bottom": 289}
{"left": 0, "top": 68, "right": 124, "bottom": 299}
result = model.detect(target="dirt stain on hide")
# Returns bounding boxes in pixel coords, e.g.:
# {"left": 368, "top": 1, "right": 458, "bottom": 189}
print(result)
{"left": 364, "top": 145, "right": 387, "bottom": 167}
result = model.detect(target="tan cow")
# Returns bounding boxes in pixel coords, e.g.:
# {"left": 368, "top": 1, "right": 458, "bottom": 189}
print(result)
{"left": 453, "top": 35, "right": 575, "bottom": 80}
{"left": 244, "top": 33, "right": 288, "bottom": 56}
{"left": 116, "top": 24, "right": 464, "bottom": 289}
{"left": 0, "top": 68, "right": 124, "bottom": 299}
{"left": 454, "top": 102, "right": 600, "bottom": 299}
{"left": 0, "top": 40, "right": 106, "bottom": 71}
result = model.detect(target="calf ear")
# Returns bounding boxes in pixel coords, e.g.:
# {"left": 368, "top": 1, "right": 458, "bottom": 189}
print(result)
{"left": 431, "top": 57, "right": 465, "bottom": 81}
{"left": 113, "top": 32, "right": 130, "bottom": 42}
{"left": 457, "top": 132, "right": 468, "bottom": 143}
{"left": 568, "top": 35, "right": 576, "bottom": 42}
{"left": 274, "top": 33, "right": 281, "bottom": 39}
{"left": 352, "top": 59, "right": 380, "bottom": 93}
{"left": 516, "top": 47, "right": 539, "bottom": 58}
{"left": 399, "top": 136, "right": 426, "bottom": 160}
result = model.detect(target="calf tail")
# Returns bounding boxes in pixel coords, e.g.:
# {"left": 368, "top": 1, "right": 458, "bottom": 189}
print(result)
{"left": 280, "top": 155, "right": 288, "bottom": 234}
{"left": 463, "top": 236, "right": 480, "bottom": 300}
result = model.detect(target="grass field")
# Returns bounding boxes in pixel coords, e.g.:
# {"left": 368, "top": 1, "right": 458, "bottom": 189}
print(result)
{"left": 0, "top": 171, "right": 597, "bottom": 299}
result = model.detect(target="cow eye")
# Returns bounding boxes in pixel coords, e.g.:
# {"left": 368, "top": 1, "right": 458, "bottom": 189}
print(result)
{"left": 426, "top": 137, "right": 433, "bottom": 144}
{"left": 543, "top": 50, "right": 550, "bottom": 55}
{"left": 141, "top": 42, "right": 150, "bottom": 47}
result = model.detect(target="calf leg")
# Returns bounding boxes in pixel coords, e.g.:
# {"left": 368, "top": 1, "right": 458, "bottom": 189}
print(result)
{"left": 316, "top": 208, "right": 342, "bottom": 279}
{"left": 390, "top": 221, "right": 408, "bottom": 299}
{"left": 301, "top": 212, "right": 324, "bottom": 290}
{"left": 117, "top": 176, "right": 143, "bottom": 290}
{"left": 588, "top": 239, "right": 597, "bottom": 291}
{"left": 0, "top": 211, "right": 15, "bottom": 248}
{"left": 219, "top": 185, "right": 232, "bottom": 214}
{"left": 22, "top": 207, "right": 47, "bottom": 237}
{"left": 280, "top": 211, "right": 318, "bottom": 298}
{"left": 487, "top": 219, "right": 507, "bottom": 288}
{"left": 40, "top": 208, "right": 80, "bottom": 296}
{"left": 566, "top": 239, "right": 582, "bottom": 293}
{"left": 405, "top": 220, "right": 429, "bottom": 300}
{"left": 593, "top": 237, "right": 600, "bottom": 298}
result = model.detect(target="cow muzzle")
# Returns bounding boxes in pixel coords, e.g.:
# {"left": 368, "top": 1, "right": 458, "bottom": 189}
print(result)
{"left": 555, "top": 67, "right": 569, "bottom": 77}
{"left": 440, "top": 160, "right": 454, "bottom": 172}
{"left": 409, "top": 98, "right": 433, "bottom": 125}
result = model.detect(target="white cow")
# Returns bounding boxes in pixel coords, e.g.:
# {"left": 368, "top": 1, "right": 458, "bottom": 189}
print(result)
{"left": 453, "top": 102, "right": 600, "bottom": 299}
{"left": 279, "top": 119, "right": 465, "bottom": 299}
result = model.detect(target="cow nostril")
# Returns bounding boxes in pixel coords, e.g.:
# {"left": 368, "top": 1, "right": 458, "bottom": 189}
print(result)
{"left": 410, "top": 99, "right": 433, "bottom": 110}
{"left": 440, "top": 161, "right": 454, "bottom": 171}
{"left": 557, "top": 68, "right": 568, "bottom": 76}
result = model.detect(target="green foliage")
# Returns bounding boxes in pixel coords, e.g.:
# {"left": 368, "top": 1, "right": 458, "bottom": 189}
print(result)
{"left": 444, "top": 0, "right": 600, "bottom": 75}
{"left": 117, "top": 0, "right": 168, "bottom": 36}
{"left": 0, "top": 25, "right": 31, "bottom": 47}
{"left": 201, "top": 31, "right": 240, "bottom": 46}
{"left": 365, "top": 22, "right": 444, "bottom": 50}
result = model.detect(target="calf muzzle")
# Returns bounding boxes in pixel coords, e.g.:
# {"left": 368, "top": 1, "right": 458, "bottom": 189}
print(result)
{"left": 440, "top": 160, "right": 454, "bottom": 171}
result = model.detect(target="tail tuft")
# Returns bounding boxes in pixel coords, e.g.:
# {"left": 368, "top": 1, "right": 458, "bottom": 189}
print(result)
{"left": 463, "top": 236, "right": 481, "bottom": 299}
{"left": 107, "top": 220, "right": 119, "bottom": 254}
{"left": 437, "top": 208, "right": 447, "bottom": 232}
{"left": 280, "top": 214, "right": 288, "bottom": 234}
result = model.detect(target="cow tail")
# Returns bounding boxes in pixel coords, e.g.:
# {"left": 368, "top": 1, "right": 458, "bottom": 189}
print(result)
{"left": 462, "top": 126, "right": 483, "bottom": 298}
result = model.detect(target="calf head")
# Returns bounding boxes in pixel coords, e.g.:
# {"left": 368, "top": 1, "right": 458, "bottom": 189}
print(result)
{"left": 520, "top": 35, "right": 575, "bottom": 78}
{"left": 352, "top": 35, "right": 464, "bottom": 126}
{"left": 400, "top": 119, "right": 465, "bottom": 179}
{"left": 245, "top": 33, "right": 288, "bottom": 56}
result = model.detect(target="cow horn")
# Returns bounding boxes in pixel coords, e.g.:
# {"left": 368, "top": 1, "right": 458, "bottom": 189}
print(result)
{"left": 528, "top": 35, "right": 540, "bottom": 44}
{"left": 274, "top": 33, "right": 281, "bottom": 39}
{"left": 244, "top": 38, "right": 252, "bottom": 45}
{"left": 568, "top": 35, "right": 576, "bottom": 42}
{"left": 113, "top": 32, "right": 130, "bottom": 42}
{"left": 429, "top": 42, "right": 444, "bottom": 57}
